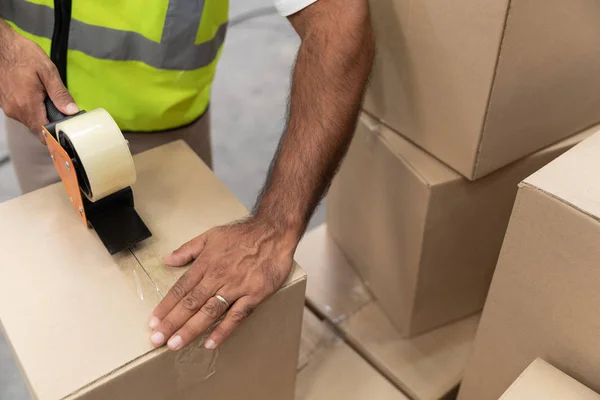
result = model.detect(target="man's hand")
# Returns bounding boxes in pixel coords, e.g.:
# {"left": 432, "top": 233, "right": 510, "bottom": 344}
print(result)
{"left": 149, "top": 217, "right": 296, "bottom": 351}
{"left": 0, "top": 20, "right": 78, "bottom": 142}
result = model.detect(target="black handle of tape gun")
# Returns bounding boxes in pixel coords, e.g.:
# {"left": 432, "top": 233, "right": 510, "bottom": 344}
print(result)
{"left": 44, "top": 96, "right": 67, "bottom": 123}
{"left": 43, "top": 97, "right": 86, "bottom": 138}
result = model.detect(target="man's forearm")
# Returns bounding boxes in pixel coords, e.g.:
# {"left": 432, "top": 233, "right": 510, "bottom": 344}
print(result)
{"left": 148, "top": 0, "right": 374, "bottom": 352}
{"left": 253, "top": 0, "right": 375, "bottom": 241}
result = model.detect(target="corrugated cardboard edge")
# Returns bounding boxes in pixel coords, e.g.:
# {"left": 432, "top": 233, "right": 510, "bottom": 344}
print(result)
{"left": 61, "top": 263, "right": 307, "bottom": 400}
{"left": 472, "top": 0, "right": 513, "bottom": 179}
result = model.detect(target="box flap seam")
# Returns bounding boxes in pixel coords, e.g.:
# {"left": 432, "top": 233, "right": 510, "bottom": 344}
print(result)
{"left": 472, "top": 0, "right": 514, "bottom": 178}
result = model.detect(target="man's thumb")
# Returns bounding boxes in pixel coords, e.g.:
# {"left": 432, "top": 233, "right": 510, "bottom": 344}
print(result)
{"left": 40, "top": 69, "right": 79, "bottom": 115}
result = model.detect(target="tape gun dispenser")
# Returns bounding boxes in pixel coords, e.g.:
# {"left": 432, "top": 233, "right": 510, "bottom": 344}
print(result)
{"left": 42, "top": 99, "right": 152, "bottom": 254}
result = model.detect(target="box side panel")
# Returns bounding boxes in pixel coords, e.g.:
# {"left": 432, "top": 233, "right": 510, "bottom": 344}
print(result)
{"left": 458, "top": 187, "right": 600, "bottom": 400}
{"left": 477, "top": 0, "right": 600, "bottom": 177}
{"left": 74, "top": 279, "right": 306, "bottom": 400}
{"left": 326, "top": 116, "right": 430, "bottom": 336}
{"left": 411, "top": 132, "right": 580, "bottom": 335}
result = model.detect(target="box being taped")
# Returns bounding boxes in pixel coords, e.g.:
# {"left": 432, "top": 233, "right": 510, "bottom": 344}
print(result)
{"left": 500, "top": 359, "right": 600, "bottom": 400}
{"left": 457, "top": 129, "right": 600, "bottom": 399}
{"left": 327, "top": 113, "right": 591, "bottom": 337}
{"left": 0, "top": 141, "right": 306, "bottom": 400}
{"left": 365, "top": 0, "right": 600, "bottom": 179}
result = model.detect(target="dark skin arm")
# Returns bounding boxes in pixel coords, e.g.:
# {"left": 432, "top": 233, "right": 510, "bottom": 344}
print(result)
{"left": 149, "top": 0, "right": 375, "bottom": 351}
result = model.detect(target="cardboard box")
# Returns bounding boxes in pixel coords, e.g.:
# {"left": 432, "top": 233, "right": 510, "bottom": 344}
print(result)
{"left": 457, "top": 128, "right": 600, "bottom": 400}
{"left": 500, "top": 359, "right": 600, "bottom": 400}
{"left": 296, "top": 225, "right": 479, "bottom": 400}
{"left": 365, "top": 0, "right": 600, "bottom": 179}
{"left": 327, "top": 114, "right": 590, "bottom": 338}
{"left": 326, "top": 114, "right": 587, "bottom": 337}
{"left": 296, "top": 308, "right": 408, "bottom": 400}
{"left": 0, "top": 141, "right": 306, "bottom": 400}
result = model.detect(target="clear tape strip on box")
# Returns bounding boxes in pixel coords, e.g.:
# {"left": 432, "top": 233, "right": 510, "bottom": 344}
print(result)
{"left": 121, "top": 247, "right": 220, "bottom": 385}
{"left": 174, "top": 323, "right": 221, "bottom": 387}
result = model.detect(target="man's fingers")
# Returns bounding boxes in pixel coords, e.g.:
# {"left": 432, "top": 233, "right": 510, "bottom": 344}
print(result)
{"left": 163, "top": 233, "right": 208, "bottom": 267}
{"left": 3, "top": 78, "right": 48, "bottom": 138}
{"left": 150, "top": 232, "right": 212, "bottom": 339}
{"left": 150, "top": 269, "right": 201, "bottom": 325}
{"left": 164, "top": 295, "right": 231, "bottom": 351}
{"left": 204, "top": 297, "right": 257, "bottom": 350}
{"left": 38, "top": 65, "right": 78, "bottom": 115}
{"left": 150, "top": 282, "right": 217, "bottom": 348}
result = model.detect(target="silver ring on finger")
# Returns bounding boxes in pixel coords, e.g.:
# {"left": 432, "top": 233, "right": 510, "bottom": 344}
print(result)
{"left": 215, "top": 294, "right": 230, "bottom": 308}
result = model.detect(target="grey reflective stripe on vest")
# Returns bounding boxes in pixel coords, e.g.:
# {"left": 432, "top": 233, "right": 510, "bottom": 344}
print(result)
{"left": 0, "top": 0, "right": 227, "bottom": 71}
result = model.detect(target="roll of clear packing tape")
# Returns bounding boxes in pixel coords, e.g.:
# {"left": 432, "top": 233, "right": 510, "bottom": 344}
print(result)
{"left": 56, "top": 108, "right": 136, "bottom": 202}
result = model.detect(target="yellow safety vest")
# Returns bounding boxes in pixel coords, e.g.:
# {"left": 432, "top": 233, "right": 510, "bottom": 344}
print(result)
{"left": 0, "top": 0, "right": 229, "bottom": 132}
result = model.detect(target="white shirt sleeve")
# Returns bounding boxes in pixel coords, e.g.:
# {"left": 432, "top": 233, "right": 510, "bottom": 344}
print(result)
{"left": 274, "top": 0, "right": 318, "bottom": 16}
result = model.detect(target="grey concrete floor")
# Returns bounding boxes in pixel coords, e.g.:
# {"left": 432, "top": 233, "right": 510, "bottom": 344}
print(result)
{"left": 0, "top": 2, "right": 324, "bottom": 398}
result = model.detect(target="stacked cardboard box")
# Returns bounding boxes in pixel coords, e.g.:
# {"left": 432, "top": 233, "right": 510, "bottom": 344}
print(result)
{"left": 366, "top": 0, "right": 600, "bottom": 179}
{"left": 327, "top": 114, "right": 591, "bottom": 338}
{"left": 326, "top": 0, "right": 600, "bottom": 343}
{"left": 457, "top": 129, "right": 600, "bottom": 400}
{"left": 0, "top": 142, "right": 306, "bottom": 400}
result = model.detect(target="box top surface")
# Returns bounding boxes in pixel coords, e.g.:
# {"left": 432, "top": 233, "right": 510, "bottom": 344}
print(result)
{"left": 500, "top": 358, "right": 600, "bottom": 399}
{"left": 0, "top": 141, "right": 305, "bottom": 400}
{"left": 524, "top": 126, "right": 600, "bottom": 220}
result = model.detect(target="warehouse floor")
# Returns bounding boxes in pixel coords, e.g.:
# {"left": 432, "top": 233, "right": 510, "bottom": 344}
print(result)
{"left": 0, "top": 1, "right": 325, "bottom": 398}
